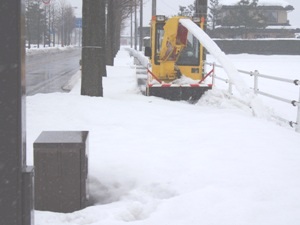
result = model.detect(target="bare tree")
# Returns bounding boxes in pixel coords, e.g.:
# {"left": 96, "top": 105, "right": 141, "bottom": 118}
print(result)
{"left": 53, "top": 0, "right": 76, "bottom": 46}
{"left": 106, "top": 0, "right": 116, "bottom": 66}
{"left": 25, "top": 0, "right": 75, "bottom": 47}
{"left": 25, "top": 0, "right": 47, "bottom": 48}
{"left": 106, "top": 0, "right": 141, "bottom": 66}
{"left": 208, "top": 0, "right": 220, "bottom": 30}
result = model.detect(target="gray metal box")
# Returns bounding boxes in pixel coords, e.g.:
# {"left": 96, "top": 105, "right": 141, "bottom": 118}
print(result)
{"left": 34, "top": 131, "right": 89, "bottom": 213}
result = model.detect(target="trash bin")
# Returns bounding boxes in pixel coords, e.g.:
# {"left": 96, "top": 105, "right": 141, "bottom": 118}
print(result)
{"left": 34, "top": 131, "right": 89, "bottom": 213}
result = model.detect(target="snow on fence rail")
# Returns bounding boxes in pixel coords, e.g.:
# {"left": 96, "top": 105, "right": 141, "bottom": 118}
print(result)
{"left": 124, "top": 47, "right": 149, "bottom": 68}
{"left": 205, "top": 61, "right": 300, "bottom": 133}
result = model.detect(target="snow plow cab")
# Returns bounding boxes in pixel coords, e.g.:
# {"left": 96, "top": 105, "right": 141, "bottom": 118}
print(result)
{"left": 145, "top": 16, "right": 212, "bottom": 101}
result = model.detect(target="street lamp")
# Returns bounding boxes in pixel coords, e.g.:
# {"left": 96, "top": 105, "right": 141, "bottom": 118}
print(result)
{"left": 152, "top": 0, "right": 156, "bottom": 16}
{"left": 72, "top": 6, "right": 80, "bottom": 46}
{"left": 139, "top": 0, "right": 143, "bottom": 51}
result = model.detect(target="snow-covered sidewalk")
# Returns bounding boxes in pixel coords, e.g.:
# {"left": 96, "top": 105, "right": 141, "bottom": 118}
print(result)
{"left": 27, "top": 49, "right": 300, "bottom": 225}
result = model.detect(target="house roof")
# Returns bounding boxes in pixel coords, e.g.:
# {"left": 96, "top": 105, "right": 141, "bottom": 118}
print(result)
{"left": 219, "top": 0, "right": 292, "bottom": 8}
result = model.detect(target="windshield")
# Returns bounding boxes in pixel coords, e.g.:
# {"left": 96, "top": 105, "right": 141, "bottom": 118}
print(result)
{"left": 154, "top": 22, "right": 165, "bottom": 64}
{"left": 177, "top": 31, "right": 200, "bottom": 66}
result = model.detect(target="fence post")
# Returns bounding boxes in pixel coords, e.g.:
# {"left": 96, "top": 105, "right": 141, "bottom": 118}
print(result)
{"left": 0, "top": 1, "right": 34, "bottom": 225}
{"left": 212, "top": 62, "right": 215, "bottom": 87}
{"left": 253, "top": 70, "right": 259, "bottom": 94}
{"left": 228, "top": 83, "right": 232, "bottom": 95}
{"left": 296, "top": 88, "right": 300, "bottom": 133}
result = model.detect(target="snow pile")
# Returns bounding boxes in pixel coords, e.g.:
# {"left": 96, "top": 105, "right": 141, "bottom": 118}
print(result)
{"left": 26, "top": 45, "right": 78, "bottom": 56}
{"left": 125, "top": 47, "right": 149, "bottom": 68}
{"left": 113, "top": 49, "right": 135, "bottom": 67}
{"left": 172, "top": 74, "right": 202, "bottom": 85}
{"left": 219, "top": 0, "right": 291, "bottom": 7}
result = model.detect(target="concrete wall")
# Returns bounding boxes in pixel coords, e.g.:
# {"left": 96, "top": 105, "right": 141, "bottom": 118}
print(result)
{"left": 213, "top": 39, "right": 300, "bottom": 55}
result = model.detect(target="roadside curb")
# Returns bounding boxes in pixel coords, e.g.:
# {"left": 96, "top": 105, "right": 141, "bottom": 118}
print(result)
{"left": 62, "top": 71, "right": 81, "bottom": 92}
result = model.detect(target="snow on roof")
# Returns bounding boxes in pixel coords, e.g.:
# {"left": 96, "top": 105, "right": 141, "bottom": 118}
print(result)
{"left": 219, "top": 0, "right": 291, "bottom": 7}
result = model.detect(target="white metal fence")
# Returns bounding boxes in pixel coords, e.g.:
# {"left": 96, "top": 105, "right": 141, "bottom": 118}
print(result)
{"left": 205, "top": 62, "right": 300, "bottom": 133}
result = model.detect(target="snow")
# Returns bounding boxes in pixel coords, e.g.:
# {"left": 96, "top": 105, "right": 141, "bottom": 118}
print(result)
{"left": 219, "top": 0, "right": 292, "bottom": 7}
{"left": 26, "top": 46, "right": 300, "bottom": 225}
{"left": 180, "top": 18, "right": 267, "bottom": 117}
{"left": 209, "top": 53, "right": 300, "bottom": 124}
{"left": 26, "top": 45, "right": 77, "bottom": 56}
{"left": 215, "top": 25, "right": 300, "bottom": 31}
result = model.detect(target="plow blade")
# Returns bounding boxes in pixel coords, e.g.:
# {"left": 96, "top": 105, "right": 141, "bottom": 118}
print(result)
{"left": 147, "top": 85, "right": 211, "bottom": 101}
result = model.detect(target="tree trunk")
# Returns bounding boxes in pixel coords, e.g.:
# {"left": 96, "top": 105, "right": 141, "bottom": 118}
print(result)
{"left": 100, "top": 2, "right": 107, "bottom": 77}
{"left": 113, "top": 7, "right": 122, "bottom": 57}
{"left": 106, "top": 0, "right": 114, "bottom": 66}
{"left": 81, "top": 0, "right": 106, "bottom": 96}
{"left": 106, "top": 0, "right": 122, "bottom": 66}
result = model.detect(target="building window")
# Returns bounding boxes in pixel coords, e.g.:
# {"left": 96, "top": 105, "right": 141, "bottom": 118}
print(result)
{"left": 263, "top": 10, "right": 278, "bottom": 24}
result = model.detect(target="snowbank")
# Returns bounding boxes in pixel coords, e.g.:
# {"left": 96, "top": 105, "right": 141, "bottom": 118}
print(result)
{"left": 26, "top": 45, "right": 78, "bottom": 56}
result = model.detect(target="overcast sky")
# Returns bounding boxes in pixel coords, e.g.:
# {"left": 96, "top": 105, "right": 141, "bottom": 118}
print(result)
{"left": 69, "top": 0, "right": 300, "bottom": 28}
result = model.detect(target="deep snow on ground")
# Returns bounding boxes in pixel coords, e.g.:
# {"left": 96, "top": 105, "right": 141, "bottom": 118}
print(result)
{"left": 26, "top": 49, "right": 300, "bottom": 225}
{"left": 208, "top": 53, "right": 300, "bottom": 122}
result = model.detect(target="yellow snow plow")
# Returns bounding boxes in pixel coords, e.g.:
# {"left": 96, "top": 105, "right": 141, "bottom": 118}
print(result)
{"left": 144, "top": 15, "right": 212, "bottom": 101}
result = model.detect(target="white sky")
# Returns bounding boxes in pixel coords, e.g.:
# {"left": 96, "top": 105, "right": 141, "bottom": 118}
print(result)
{"left": 68, "top": 0, "right": 300, "bottom": 28}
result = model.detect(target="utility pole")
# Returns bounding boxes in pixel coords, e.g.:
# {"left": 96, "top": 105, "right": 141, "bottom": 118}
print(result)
{"left": 195, "top": 0, "right": 208, "bottom": 18}
{"left": 152, "top": 0, "right": 156, "bottom": 16}
{"left": 139, "top": 0, "right": 143, "bottom": 51}
{"left": 134, "top": 0, "right": 137, "bottom": 50}
{"left": 130, "top": 0, "right": 133, "bottom": 48}
{"left": 195, "top": 0, "right": 208, "bottom": 63}
{"left": 62, "top": 6, "right": 65, "bottom": 47}
{"left": 0, "top": 0, "right": 34, "bottom": 225}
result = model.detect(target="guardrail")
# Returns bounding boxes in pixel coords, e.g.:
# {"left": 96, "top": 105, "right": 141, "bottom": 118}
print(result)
{"left": 205, "top": 61, "right": 300, "bottom": 133}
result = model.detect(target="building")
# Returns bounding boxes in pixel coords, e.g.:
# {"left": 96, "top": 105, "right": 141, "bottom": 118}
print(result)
{"left": 120, "top": 26, "right": 150, "bottom": 46}
{"left": 210, "top": 0, "right": 299, "bottom": 39}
